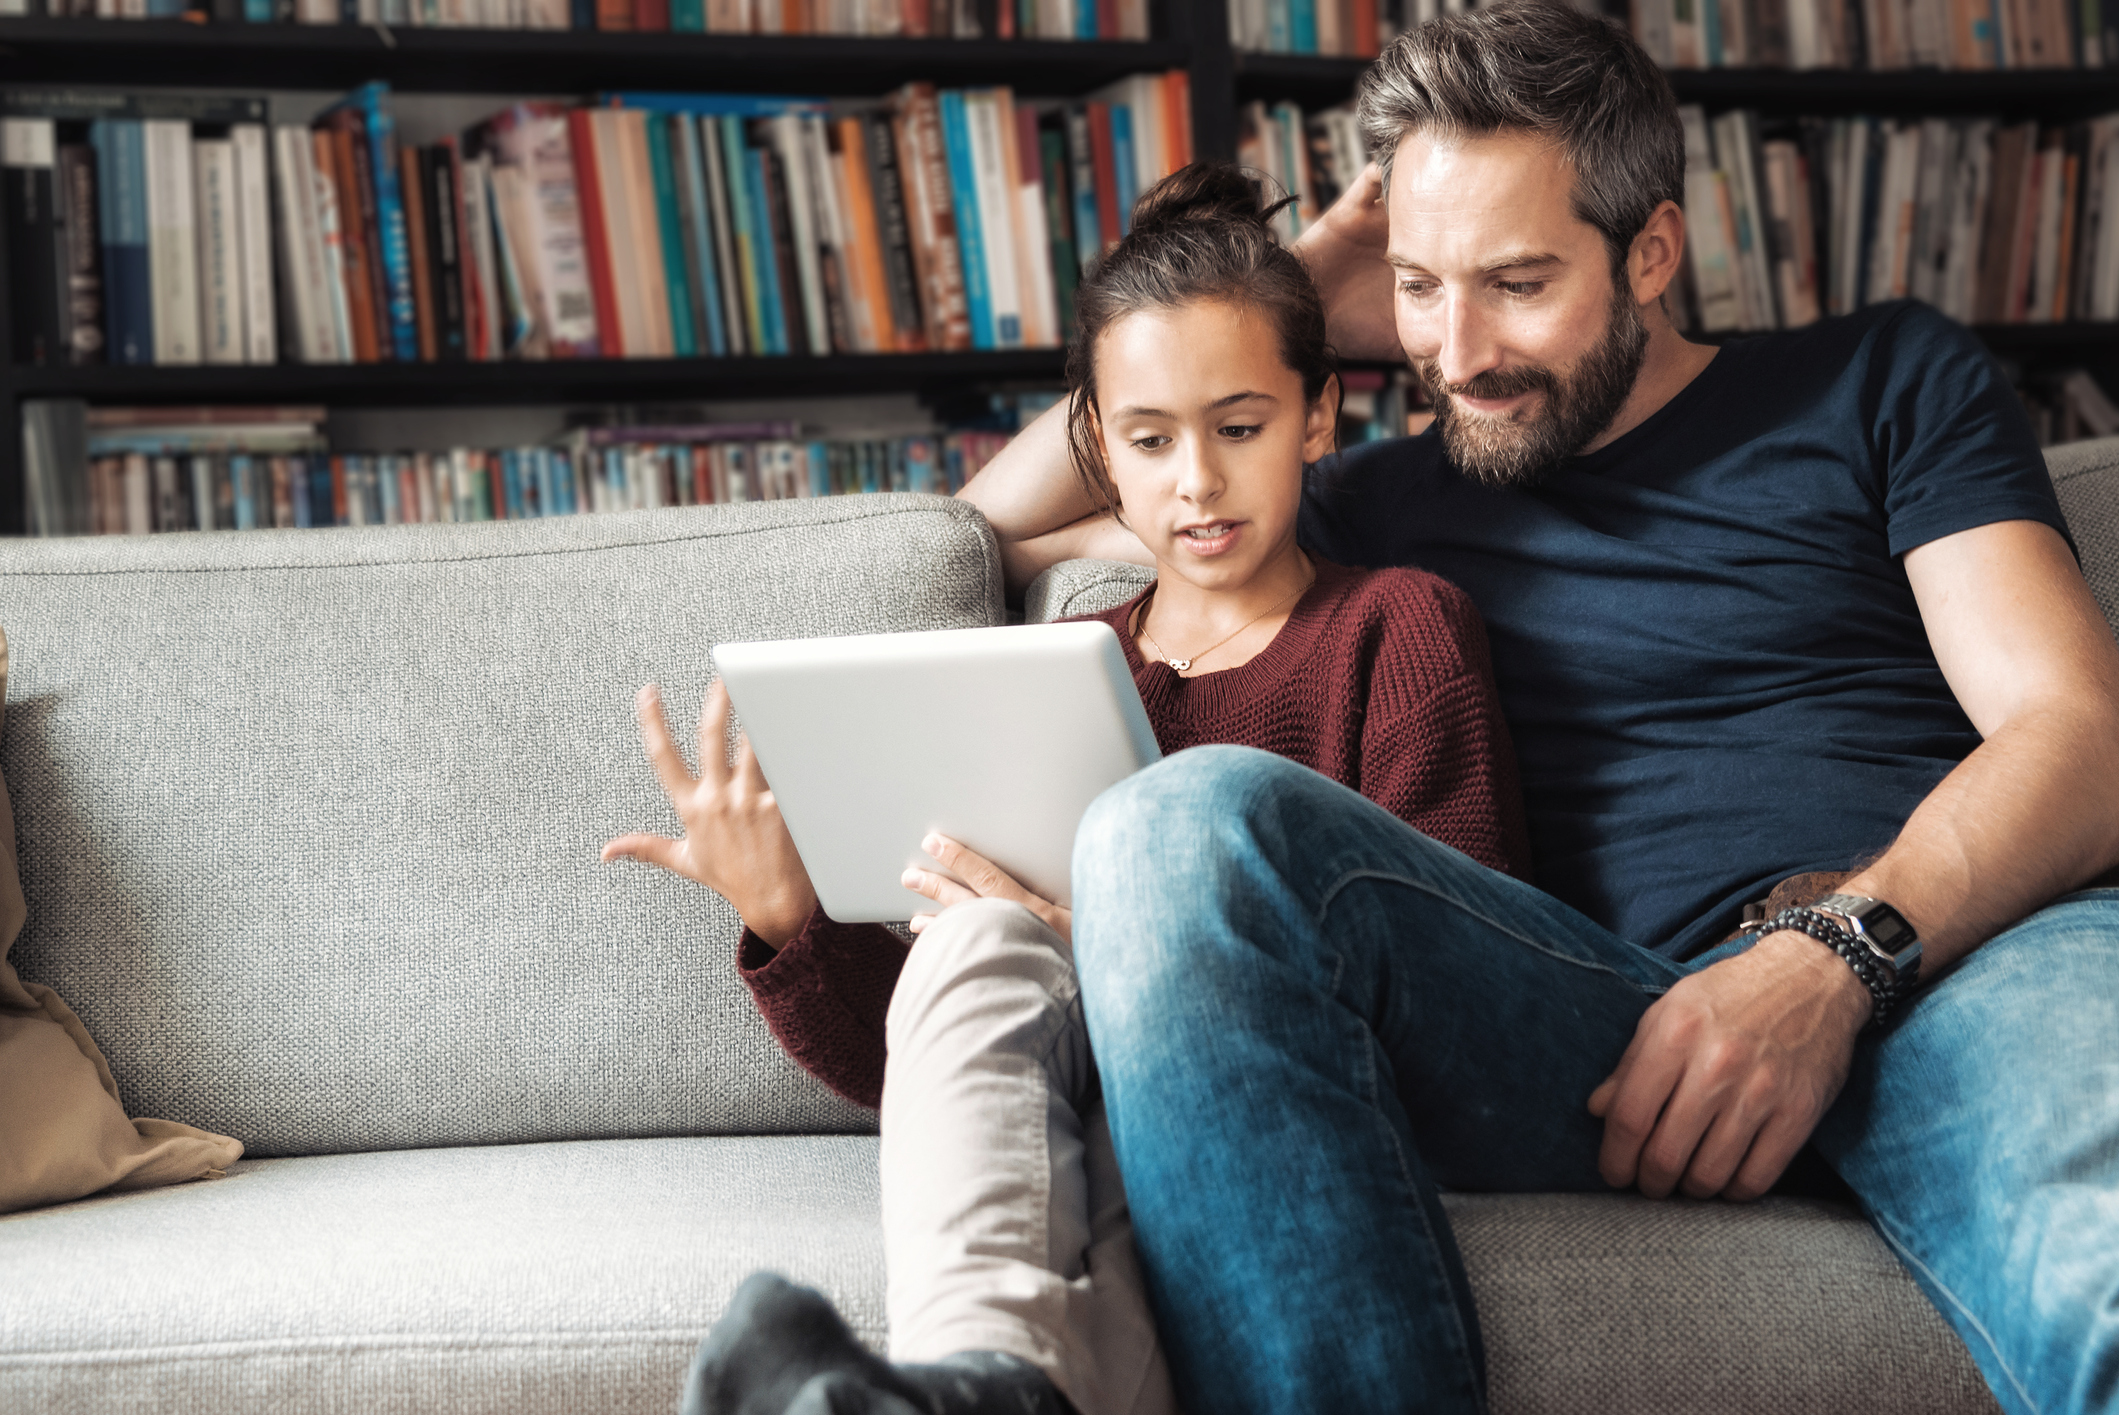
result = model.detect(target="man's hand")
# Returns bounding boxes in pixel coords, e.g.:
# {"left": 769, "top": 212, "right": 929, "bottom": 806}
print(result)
{"left": 901, "top": 833, "right": 1071, "bottom": 943}
{"left": 1291, "top": 163, "right": 1403, "bottom": 363}
{"left": 1587, "top": 930, "right": 1871, "bottom": 1201}
{"left": 601, "top": 682, "right": 819, "bottom": 949}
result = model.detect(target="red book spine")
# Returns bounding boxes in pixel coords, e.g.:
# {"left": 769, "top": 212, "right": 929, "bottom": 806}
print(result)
{"left": 330, "top": 456, "right": 350, "bottom": 526}
{"left": 1349, "top": 0, "right": 1377, "bottom": 56}
{"left": 1088, "top": 101, "right": 1122, "bottom": 252}
{"left": 596, "top": 0, "right": 632, "bottom": 27}
{"left": 635, "top": 0, "right": 670, "bottom": 27}
{"left": 1094, "top": 0, "right": 1116, "bottom": 40}
{"left": 567, "top": 108, "right": 625, "bottom": 358}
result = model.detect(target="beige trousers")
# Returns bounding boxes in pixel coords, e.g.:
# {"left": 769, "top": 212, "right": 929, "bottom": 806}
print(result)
{"left": 879, "top": 897, "right": 1178, "bottom": 1415}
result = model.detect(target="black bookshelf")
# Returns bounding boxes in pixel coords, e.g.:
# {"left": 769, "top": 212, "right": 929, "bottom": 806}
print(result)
{"left": 3, "top": 6, "right": 2117, "bottom": 534}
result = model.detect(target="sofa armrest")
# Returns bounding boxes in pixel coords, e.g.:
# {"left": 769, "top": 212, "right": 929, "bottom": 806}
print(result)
{"left": 1023, "top": 559, "right": 1157, "bottom": 625}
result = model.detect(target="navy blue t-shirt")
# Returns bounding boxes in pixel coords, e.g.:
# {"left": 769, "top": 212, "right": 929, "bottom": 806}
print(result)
{"left": 1300, "top": 301, "right": 2071, "bottom": 958}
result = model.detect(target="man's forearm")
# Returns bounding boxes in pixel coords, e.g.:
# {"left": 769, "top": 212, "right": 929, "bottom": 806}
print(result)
{"left": 1843, "top": 704, "right": 2119, "bottom": 972}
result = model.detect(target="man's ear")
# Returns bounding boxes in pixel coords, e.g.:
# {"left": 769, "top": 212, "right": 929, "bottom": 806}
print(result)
{"left": 1629, "top": 200, "right": 1687, "bottom": 309}
{"left": 1303, "top": 373, "right": 1342, "bottom": 463}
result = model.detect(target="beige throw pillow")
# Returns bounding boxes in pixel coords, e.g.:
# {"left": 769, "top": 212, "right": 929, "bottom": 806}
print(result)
{"left": 0, "top": 626, "right": 243, "bottom": 1214}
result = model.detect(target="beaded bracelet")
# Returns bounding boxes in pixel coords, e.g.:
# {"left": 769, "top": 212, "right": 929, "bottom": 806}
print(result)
{"left": 1748, "top": 906, "right": 1904, "bottom": 1025}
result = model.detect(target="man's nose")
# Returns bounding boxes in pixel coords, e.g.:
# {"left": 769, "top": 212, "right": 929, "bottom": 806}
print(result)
{"left": 1433, "top": 293, "right": 1506, "bottom": 390}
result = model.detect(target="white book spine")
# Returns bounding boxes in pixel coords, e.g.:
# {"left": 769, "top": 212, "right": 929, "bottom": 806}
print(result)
{"left": 271, "top": 126, "right": 329, "bottom": 364}
{"left": 1010, "top": 117, "right": 1059, "bottom": 349}
{"left": 965, "top": 93, "right": 1024, "bottom": 350}
{"left": 144, "top": 120, "right": 202, "bottom": 366}
{"left": 192, "top": 138, "right": 244, "bottom": 366}
{"left": 295, "top": 0, "right": 338, "bottom": 20}
{"left": 232, "top": 125, "right": 277, "bottom": 365}
{"left": 772, "top": 114, "right": 832, "bottom": 358}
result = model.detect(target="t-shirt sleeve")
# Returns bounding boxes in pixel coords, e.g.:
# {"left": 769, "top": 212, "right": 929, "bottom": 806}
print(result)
{"left": 735, "top": 906, "right": 908, "bottom": 1110}
{"left": 1868, "top": 301, "right": 2073, "bottom": 559}
{"left": 1357, "top": 575, "right": 1534, "bottom": 881}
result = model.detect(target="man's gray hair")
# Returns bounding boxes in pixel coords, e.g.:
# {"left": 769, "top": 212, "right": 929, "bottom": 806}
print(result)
{"left": 1356, "top": 0, "right": 1685, "bottom": 270}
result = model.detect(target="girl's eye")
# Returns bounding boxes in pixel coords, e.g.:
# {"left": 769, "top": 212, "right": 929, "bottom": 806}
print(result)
{"left": 1219, "top": 424, "right": 1262, "bottom": 441}
{"left": 1131, "top": 434, "right": 1170, "bottom": 451}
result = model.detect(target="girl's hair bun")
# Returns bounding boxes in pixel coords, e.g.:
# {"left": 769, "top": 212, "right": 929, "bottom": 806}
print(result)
{"left": 1125, "top": 162, "right": 1292, "bottom": 239}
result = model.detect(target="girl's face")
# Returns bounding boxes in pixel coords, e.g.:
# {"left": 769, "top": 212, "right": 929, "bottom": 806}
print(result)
{"left": 1095, "top": 299, "right": 1337, "bottom": 593}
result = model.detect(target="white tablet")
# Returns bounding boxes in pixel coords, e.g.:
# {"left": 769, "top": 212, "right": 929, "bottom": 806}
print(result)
{"left": 714, "top": 622, "right": 1162, "bottom": 923}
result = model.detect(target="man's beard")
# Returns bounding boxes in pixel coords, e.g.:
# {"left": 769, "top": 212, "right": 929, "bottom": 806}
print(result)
{"left": 1416, "top": 282, "right": 1650, "bottom": 489}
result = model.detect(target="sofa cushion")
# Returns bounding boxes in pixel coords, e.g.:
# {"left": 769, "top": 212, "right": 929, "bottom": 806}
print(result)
{"left": 0, "top": 1137, "right": 1994, "bottom": 1415}
{"left": 2048, "top": 434, "right": 2119, "bottom": 634}
{"left": 1022, "top": 557, "right": 1154, "bottom": 625}
{"left": 0, "top": 1136, "right": 885, "bottom": 1415}
{"left": 0, "top": 498, "right": 1000, "bottom": 1157}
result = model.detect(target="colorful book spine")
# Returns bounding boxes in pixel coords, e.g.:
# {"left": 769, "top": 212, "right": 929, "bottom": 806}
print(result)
{"left": 347, "top": 84, "right": 420, "bottom": 362}
{"left": 716, "top": 115, "right": 770, "bottom": 354}
{"left": 89, "top": 118, "right": 152, "bottom": 366}
{"left": 938, "top": 88, "right": 995, "bottom": 348}
{"left": 645, "top": 114, "right": 699, "bottom": 356}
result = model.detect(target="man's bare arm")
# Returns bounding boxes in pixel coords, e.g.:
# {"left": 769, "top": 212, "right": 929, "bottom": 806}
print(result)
{"left": 1289, "top": 163, "right": 1402, "bottom": 362}
{"left": 1592, "top": 519, "right": 2119, "bottom": 1202}
{"left": 955, "top": 399, "right": 1149, "bottom": 593}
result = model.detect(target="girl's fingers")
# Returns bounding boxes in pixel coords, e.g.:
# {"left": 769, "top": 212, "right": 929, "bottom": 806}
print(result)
{"left": 909, "top": 913, "right": 935, "bottom": 934}
{"left": 695, "top": 680, "right": 735, "bottom": 786}
{"left": 901, "top": 867, "right": 979, "bottom": 910}
{"left": 734, "top": 733, "right": 771, "bottom": 795}
{"left": 601, "top": 832, "right": 686, "bottom": 874}
{"left": 922, "top": 833, "right": 1032, "bottom": 904}
{"left": 634, "top": 686, "right": 699, "bottom": 801}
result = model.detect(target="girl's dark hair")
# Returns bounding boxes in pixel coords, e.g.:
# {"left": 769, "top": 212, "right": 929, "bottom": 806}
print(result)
{"left": 1065, "top": 162, "right": 1339, "bottom": 519}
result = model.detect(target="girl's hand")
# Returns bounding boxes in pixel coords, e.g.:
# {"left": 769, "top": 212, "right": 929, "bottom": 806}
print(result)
{"left": 903, "top": 834, "right": 1071, "bottom": 944}
{"left": 601, "top": 682, "right": 819, "bottom": 949}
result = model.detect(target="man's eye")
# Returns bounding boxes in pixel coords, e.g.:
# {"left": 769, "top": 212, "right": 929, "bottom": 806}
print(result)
{"left": 1398, "top": 280, "right": 1433, "bottom": 297}
{"left": 1499, "top": 281, "right": 1546, "bottom": 297}
{"left": 1219, "top": 424, "right": 1262, "bottom": 441}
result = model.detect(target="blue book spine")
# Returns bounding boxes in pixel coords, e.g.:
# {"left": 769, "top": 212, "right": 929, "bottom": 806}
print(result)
{"left": 243, "top": 0, "right": 273, "bottom": 17}
{"left": 938, "top": 90, "right": 995, "bottom": 350}
{"left": 89, "top": 120, "right": 152, "bottom": 367}
{"left": 314, "top": 459, "right": 339, "bottom": 526}
{"left": 348, "top": 84, "right": 420, "bottom": 363}
{"left": 378, "top": 454, "right": 401, "bottom": 525}
{"left": 1702, "top": 0, "right": 1723, "bottom": 65}
{"left": 715, "top": 116, "right": 766, "bottom": 356}
{"left": 807, "top": 440, "right": 831, "bottom": 497}
{"left": 230, "top": 455, "right": 256, "bottom": 530}
{"left": 500, "top": 450, "right": 523, "bottom": 520}
{"left": 1111, "top": 106, "right": 1139, "bottom": 236}
{"left": 676, "top": 118, "right": 728, "bottom": 358}
{"left": 572, "top": 0, "right": 594, "bottom": 22}
{"left": 1076, "top": 0, "right": 1095, "bottom": 36}
{"left": 1266, "top": 0, "right": 1289, "bottom": 51}
{"left": 532, "top": 449, "right": 553, "bottom": 516}
{"left": 145, "top": 0, "right": 185, "bottom": 13}
{"left": 860, "top": 442, "right": 880, "bottom": 494}
{"left": 743, "top": 147, "right": 790, "bottom": 356}
{"left": 1289, "top": 0, "right": 1315, "bottom": 51}
{"left": 671, "top": 0, "right": 704, "bottom": 26}
{"left": 291, "top": 456, "right": 313, "bottom": 529}
{"left": 645, "top": 117, "right": 698, "bottom": 358}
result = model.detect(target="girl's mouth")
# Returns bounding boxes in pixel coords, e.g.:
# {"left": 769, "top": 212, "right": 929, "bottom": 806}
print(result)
{"left": 1176, "top": 521, "right": 1242, "bottom": 555}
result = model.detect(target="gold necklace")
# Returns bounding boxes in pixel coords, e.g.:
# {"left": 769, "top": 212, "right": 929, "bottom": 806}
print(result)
{"left": 1135, "top": 568, "right": 1314, "bottom": 674}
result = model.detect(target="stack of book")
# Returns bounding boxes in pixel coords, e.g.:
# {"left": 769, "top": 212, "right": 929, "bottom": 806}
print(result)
{"left": 1227, "top": 0, "right": 1386, "bottom": 56}
{"left": 1676, "top": 103, "right": 2119, "bottom": 333}
{"left": 2, "top": 93, "right": 276, "bottom": 368}
{"left": 1, "top": 77, "right": 1192, "bottom": 368}
{"left": 20, "top": 402, "right": 1029, "bottom": 534}
{"left": 1631, "top": 0, "right": 2115, "bottom": 69}
{"left": 0, "top": 0, "right": 1149, "bottom": 37}
{"left": 1235, "top": 99, "right": 1361, "bottom": 241}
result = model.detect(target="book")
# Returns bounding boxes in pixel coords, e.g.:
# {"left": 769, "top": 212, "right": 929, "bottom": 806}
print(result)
{"left": 938, "top": 87, "right": 996, "bottom": 348}
{"left": 193, "top": 136, "right": 244, "bottom": 365}
{"left": 325, "top": 85, "right": 419, "bottom": 362}
{"left": 232, "top": 123, "right": 275, "bottom": 364}
{"left": 3, "top": 118, "right": 68, "bottom": 367}
{"left": 891, "top": 84, "right": 971, "bottom": 351}
{"left": 142, "top": 118, "right": 201, "bottom": 365}
{"left": 859, "top": 112, "right": 925, "bottom": 350}
{"left": 89, "top": 118, "right": 151, "bottom": 364}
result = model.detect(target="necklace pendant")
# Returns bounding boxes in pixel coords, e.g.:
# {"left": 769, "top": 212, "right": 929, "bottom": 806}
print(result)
{"left": 1168, "top": 658, "right": 1191, "bottom": 672}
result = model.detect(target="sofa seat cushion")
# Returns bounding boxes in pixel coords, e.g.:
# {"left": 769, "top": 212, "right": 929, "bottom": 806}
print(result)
{"left": 1, "top": 1133, "right": 1996, "bottom": 1415}
{"left": 0, "top": 1136, "right": 884, "bottom": 1415}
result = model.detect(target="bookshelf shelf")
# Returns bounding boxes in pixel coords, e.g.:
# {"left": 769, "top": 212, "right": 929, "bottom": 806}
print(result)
{"left": 0, "top": 350, "right": 1070, "bottom": 407}
{"left": 0, "top": 19, "right": 1190, "bottom": 96}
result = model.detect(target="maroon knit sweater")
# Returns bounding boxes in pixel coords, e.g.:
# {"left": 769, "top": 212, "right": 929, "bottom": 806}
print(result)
{"left": 736, "top": 559, "right": 1532, "bottom": 1109}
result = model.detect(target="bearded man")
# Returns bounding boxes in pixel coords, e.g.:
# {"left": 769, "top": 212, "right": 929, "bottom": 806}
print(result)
{"left": 958, "top": 4, "right": 2119, "bottom": 1412}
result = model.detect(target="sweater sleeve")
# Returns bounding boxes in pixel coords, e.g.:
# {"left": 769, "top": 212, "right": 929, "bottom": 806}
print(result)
{"left": 1358, "top": 578, "right": 1535, "bottom": 881}
{"left": 735, "top": 905, "right": 909, "bottom": 1110}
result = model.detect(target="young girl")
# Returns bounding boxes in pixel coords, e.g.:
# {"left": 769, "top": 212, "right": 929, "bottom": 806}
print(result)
{"left": 602, "top": 163, "right": 1531, "bottom": 1415}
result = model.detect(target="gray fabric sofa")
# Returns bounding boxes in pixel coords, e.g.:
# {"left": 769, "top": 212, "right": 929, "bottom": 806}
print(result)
{"left": 4, "top": 436, "right": 2115, "bottom": 1415}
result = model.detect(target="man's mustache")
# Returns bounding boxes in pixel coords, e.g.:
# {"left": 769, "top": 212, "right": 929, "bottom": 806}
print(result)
{"left": 1419, "top": 362, "right": 1562, "bottom": 405}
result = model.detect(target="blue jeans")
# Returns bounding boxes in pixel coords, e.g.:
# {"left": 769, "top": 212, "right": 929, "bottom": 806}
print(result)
{"left": 1072, "top": 745, "right": 2119, "bottom": 1415}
